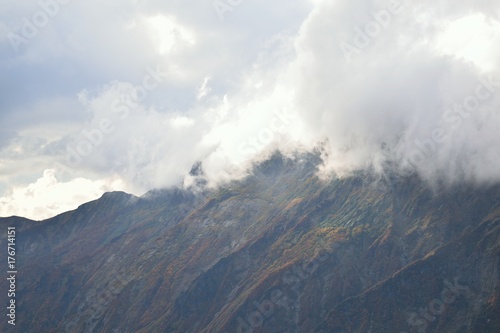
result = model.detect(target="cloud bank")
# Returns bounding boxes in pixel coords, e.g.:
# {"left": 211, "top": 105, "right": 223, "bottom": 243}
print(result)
{"left": 0, "top": 169, "right": 127, "bottom": 220}
{"left": 289, "top": 0, "right": 500, "bottom": 184}
{"left": 1, "top": 0, "right": 499, "bottom": 219}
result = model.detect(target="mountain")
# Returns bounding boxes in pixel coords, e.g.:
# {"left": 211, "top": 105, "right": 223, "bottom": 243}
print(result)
{"left": 1, "top": 152, "right": 499, "bottom": 333}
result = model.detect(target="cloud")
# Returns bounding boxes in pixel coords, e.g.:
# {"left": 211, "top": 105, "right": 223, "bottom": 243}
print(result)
{"left": 0, "top": 169, "right": 127, "bottom": 220}
{"left": 282, "top": 0, "right": 500, "bottom": 184}
{"left": 143, "top": 14, "right": 196, "bottom": 55}
{"left": 1, "top": 0, "right": 500, "bottom": 219}
{"left": 435, "top": 13, "right": 500, "bottom": 72}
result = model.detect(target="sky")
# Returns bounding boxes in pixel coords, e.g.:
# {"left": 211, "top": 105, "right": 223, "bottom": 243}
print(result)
{"left": 0, "top": 0, "right": 499, "bottom": 220}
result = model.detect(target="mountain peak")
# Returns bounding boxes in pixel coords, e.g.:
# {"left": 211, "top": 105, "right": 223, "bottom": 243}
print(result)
{"left": 1, "top": 154, "right": 499, "bottom": 332}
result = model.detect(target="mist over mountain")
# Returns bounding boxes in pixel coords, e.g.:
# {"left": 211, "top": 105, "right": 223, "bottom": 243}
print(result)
{"left": 1, "top": 152, "right": 499, "bottom": 332}
{"left": 1, "top": 1, "right": 500, "bottom": 331}
{"left": 1, "top": 0, "right": 500, "bottom": 221}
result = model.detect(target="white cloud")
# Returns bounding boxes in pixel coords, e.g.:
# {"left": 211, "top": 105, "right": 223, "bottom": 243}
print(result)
{"left": 434, "top": 13, "right": 500, "bottom": 71}
{"left": 1, "top": 0, "right": 500, "bottom": 220}
{"left": 170, "top": 116, "right": 195, "bottom": 129}
{"left": 196, "top": 76, "right": 211, "bottom": 101}
{"left": 143, "top": 14, "right": 196, "bottom": 55}
{"left": 281, "top": 0, "right": 500, "bottom": 184}
{"left": 0, "top": 169, "right": 128, "bottom": 220}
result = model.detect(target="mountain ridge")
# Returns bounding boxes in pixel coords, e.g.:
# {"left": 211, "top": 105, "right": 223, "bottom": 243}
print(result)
{"left": 0, "top": 152, "right": 499, "bottom": 332}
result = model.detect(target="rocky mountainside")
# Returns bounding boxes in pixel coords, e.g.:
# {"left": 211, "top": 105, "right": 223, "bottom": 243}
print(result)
{"left": 1, "top": 152, "right": 499, "bottom": 333}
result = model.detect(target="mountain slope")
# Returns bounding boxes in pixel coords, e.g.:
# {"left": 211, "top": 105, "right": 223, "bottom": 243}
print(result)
{"left": 1, "top": 152, "right": 499, "bottom": 333}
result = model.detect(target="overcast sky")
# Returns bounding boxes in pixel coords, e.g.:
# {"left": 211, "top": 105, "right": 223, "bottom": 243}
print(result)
{"left": 1, "top": 0, "right": 499, "bottom": 220}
